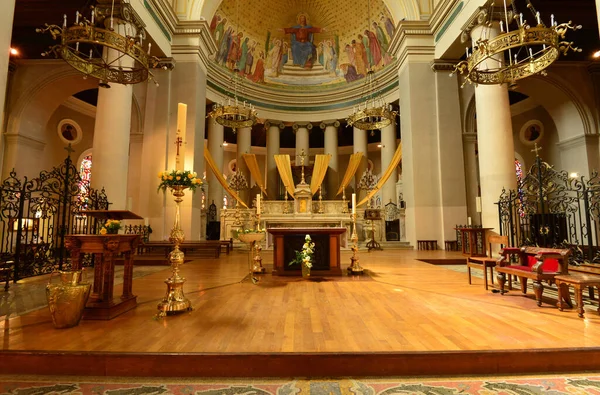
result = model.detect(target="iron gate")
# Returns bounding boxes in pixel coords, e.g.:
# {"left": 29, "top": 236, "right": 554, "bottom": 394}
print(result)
{"left": 0, "top": 154, "right": 109, "bottom": 280}
{"left": 496, "top": 155, "right": 600, "bottom": 264}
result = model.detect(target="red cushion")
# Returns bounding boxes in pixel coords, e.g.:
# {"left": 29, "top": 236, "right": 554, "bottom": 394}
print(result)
{"left": 526, "top": 255, "right": 560, "bottom": 272}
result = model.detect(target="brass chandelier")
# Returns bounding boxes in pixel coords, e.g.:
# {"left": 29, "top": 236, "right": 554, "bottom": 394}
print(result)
{"left": 37, "top": 0, "right": 157, "bottom": 85}
{"left": 452, "top": 0, "right": 581, "bottom": 88}
{"left": 207, "top": 0, "right": 258, "bottom": 130}
{"left": 346, "top": 0, "right": 396, "bottom": 131}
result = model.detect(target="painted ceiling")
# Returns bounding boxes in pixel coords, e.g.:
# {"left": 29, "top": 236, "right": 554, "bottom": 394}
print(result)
{"left": 209, "top": 0, "right": 395, "bottom": 89}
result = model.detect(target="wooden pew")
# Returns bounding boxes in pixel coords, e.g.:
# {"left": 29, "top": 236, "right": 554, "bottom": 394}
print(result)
{"left": 140, "top": 241, "right": 221, "bottom": 259}
{"left": 496, "top": 246, "right": 572, "bottom": 307}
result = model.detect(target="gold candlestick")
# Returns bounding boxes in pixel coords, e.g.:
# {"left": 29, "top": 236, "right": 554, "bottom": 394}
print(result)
{"left": 253, "top": 212, "right": 265, "bottom": 273}
{"left": 157, "top": 185, "right": 193, "bottom": 317}
{"left": 347, "top": 212, "right": 364, "bottom": 274}
{"left": 341, "top": 188, "right": 348, "bottom": 214}
{"left": 283, "top": 193, "right": 290, "bottom": 214}
{"left": 318, "top": 185, "right": 324, "bottom": 214}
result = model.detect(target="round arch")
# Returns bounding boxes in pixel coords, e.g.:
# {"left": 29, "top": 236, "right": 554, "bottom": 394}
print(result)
{"left": 190, "top": 0, "right": 421, "bottom": 24}
{"left": 515, "top": 74, "right": 596, "bottom": 141}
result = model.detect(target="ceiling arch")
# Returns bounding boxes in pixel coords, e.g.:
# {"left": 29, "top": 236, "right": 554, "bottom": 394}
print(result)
{"left": 190, "top": 0, "right": 422, "bottom": 24}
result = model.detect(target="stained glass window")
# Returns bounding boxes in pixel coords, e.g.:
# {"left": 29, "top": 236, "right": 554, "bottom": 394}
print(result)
{"left": 515, "top": 159, "right": 525, "bottom": 217}
{"left": 78, "top": 154, "right": 92, "bottom": 210}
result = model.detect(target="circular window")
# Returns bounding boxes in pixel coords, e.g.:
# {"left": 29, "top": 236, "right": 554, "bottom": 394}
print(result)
{"left": 519, "top": 120, "right": 544, "bottom": 146}
{"left": 57, "top": 119, "right": 83, "bottom": 146}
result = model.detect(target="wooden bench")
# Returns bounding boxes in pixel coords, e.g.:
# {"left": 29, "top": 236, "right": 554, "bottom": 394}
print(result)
{"left": 467, "top": 234, "right": 507, "bottom": 290}
{"left": 220, "top": 238, "right": 233, "bottom": 254}
{"left": 417, "top": 240, "right": 437, "bottom": 250}
{"left": 0, "top": 253, "right": 14, "bottom": 290}
{"left": 496, "top": 246, "right": 573, "bottom": 307}
{"left": 555, "top": 273, "right": 600, "bottom": 318}
{"left": 444, "top": 240, "right": 458, "bottom": 251}
{"left": 140, "top": 241, "right": 221, "bottom": 259}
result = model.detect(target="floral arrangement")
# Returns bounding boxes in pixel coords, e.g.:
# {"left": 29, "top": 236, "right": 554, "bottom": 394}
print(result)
{"left": 289, "top": 234, "right": 315, "bottom": 270}
{"left": 233, "top": 227, "right": 266, "bottom": 239}
{"left": 157, "top": 170, "right": 203, "bottom": 192}
{"left": 99, "top": 219, "right": 121, "bottom": 235}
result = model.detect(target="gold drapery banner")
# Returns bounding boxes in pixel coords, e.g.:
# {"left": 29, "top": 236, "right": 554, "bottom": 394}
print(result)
{"left": 336, "top": 152, "right": 364, "bottom": 196}
{"left": 204, "top": 146, "right": 248, "bottom": 208}
{"left": 274, "top": 154, "right": 295, "bottom": 199}
{"left": 310, "top": 154, "right": 331, "bottom": 195}
{"left": 242, "top": 154, "right": 268, "bottom": 198}
{"left": 357, "top": 142, "right": 402, "bottom": 207}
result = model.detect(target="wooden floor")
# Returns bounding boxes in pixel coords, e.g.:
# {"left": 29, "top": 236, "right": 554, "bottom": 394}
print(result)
{"left": 2, "top": 248, "right": 600, "bottom": 377}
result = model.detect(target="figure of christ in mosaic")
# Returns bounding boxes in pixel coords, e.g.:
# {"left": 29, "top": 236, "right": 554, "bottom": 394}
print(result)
{"left": 280, "top": 13, "right": 326, "bottom": 69}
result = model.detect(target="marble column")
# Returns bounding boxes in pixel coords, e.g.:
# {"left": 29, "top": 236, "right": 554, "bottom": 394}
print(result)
{"left": 266, "top": 120, "right": 284, "bottom": 199}
{"left": 463, "top": 134, "right": 480, "bottom": 225}
{"left": 320, "top": 120, "right": 340, "bottom": 199}
{"left": 353, "top": 127, "right": 368, "bottom": 201}
{"left": 471, "top": 22, "right": 517, "bottom": 232}
{"left": 0, "top": 0, "right": 15, "bottom": 177}
{"left": 293, "top": 122, "right": 311, "bottom": 165}
{"left": 380, "top": 120, "right": 397, "bottom": 206}
{"left": 91, "top": 21, "right": 136, "bottom": 209}
{"left": 207, "top": 118, "right": 224, "bottom": 216}
{"left": 236, "top": 126, "right": 251, "bottom": 205}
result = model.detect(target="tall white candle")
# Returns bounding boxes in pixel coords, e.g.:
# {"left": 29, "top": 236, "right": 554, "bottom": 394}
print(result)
{"left": 256, "top": 194, "right": 261, "bottom": 213}
{"left": 176, "top": 103, "right": 187, "bottom": 170}
{"left": 352, "top": 193, "right": 356, "bottom": 214}
{"left": 144, "top": 218, "right": 149, "bottom": 226}
{"left": 467, "top": 217, "right": 472, "bottom": 226}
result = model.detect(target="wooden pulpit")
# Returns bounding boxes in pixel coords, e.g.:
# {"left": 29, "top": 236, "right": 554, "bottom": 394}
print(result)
{"left": 65, "top": 210, "right": 142, "bottom": 320}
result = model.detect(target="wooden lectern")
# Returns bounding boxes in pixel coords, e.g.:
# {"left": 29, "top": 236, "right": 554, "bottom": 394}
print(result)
{"left": 65, "top": 210, "right": 142, "bottom": 320}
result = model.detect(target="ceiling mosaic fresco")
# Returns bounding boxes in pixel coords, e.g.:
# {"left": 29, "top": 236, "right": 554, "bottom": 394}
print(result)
{"left": 209, "top": 0, "right": 396, "bottom": 88}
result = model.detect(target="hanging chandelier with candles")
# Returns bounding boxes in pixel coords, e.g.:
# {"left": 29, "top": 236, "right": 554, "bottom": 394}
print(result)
{"left": 37, "top": 0, "right": 157, "bottom": 86}
{"left": 207, "top": 0, "right": 258, "bottom": 130}
{"left": 452, "top": 0, "right": 581, "bottom": 88}
{"left": 346, "top": 1, "right": 397, "bottom": 131}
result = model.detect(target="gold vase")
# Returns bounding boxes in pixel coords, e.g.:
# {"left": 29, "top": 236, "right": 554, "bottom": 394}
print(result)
{"left": 157, "top": 184, "right": 192, "bottom": 317}
{"left": 46, "top": 270, "right": 91, "bottom": 329}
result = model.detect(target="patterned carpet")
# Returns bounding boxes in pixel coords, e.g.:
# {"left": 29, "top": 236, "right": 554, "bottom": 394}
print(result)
{"left": 2, "top": 374, "right": 600, "bottom": 394}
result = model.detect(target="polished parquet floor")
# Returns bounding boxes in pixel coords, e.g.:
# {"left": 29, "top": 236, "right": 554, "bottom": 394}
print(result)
{"left": 3, "top": 248, "right": 600, "bottom": 354}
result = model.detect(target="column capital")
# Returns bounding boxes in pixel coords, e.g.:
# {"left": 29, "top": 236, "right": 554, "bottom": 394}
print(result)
{"left": 152, "top": 57, "right": 176, "bottom": 71}
{"left": 264, "top": 120, "right": 285, "bottom": 130}
{"left": 320, "top": 120, "right": 340, "bottom": 129}
{"left": 95, "top": 0, "right": 146, "bottom": 33}
{"left": 460, "top": 7, "right": 509, "bottom": 43}
{"left": 430, "top": 59, "right": 458, "bottom": 73}
{"left": 292, "top": 122, "right": 313, "bottom": 131}
{"left": 462, "top": 133, "right": 478, "bottom": 143}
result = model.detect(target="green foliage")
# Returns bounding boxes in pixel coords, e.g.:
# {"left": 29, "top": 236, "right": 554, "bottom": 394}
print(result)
{"left": 157, "top": 170, "right": 203, "bottom": 193}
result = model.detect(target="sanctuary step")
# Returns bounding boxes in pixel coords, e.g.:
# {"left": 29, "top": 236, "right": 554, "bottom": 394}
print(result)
{"left": 281, "top": 63, "right": 329, "bottom": 77}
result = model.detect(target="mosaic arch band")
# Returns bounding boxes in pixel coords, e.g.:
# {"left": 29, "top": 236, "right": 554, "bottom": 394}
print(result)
{"left": 282, "top": 13, "right": 325, "bottom": 69}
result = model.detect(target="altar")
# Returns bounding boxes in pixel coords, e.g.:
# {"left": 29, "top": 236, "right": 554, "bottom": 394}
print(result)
{"left": 268, "top": 227, "right": 346, "bottom": 276}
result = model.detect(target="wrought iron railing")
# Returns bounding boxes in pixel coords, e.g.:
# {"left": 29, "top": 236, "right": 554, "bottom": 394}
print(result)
{"left": 0, "top": 154, "right": 109, "bottom": 281}
{"left": 496, "top": 155, "right": 600, "bottom": 265}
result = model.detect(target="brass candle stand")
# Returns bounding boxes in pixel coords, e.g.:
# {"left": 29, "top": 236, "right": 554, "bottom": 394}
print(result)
{"left": 347, "top": 212, "right": 364, "bottom": 274}
{"left": 283, "top": 193, "right": 290, "bottom": 214}
{"left": 157, "top": 185, "right": 193, "bottom": 317}
{"left": 252, "top": 212, "right": 265, "bottom": 274}
{"left": 341, "top": 188, "right": 349, "bottom": 214}
{"left": 318, "top": 185, "right": 324, "bottom": 214}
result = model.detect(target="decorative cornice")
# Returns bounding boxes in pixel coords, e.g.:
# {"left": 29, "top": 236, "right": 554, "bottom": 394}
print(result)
{"left": 320, "top": 120, "right": 341, "bottom": 129}
{"left": 388, "top": 20, "right": 435, "bottom": 67}
{"left": 264, "top": 120, "right": 285, "bottom": 130}
{"left": 430, "top": 0, "right": 463, "bottom": 42}
{"left": 4, "top": 133, "right": 46, "bottom": 150}
{"left": 152, "top": 57, "right": 176, "bottom": 70}
{"left": 557, "top": 134, "right": 599, "bottom": 150}
{"left": 430, "top": 59, "right": 458, "bottom": 72}
{"left": 63, "top": 96, "right": 96, "bottom": 118}
{"left": 96, "top": 0, "right": 146, "bottom": 33}
{"left": 171, "top": 21, "right": 217, "bottom": 74}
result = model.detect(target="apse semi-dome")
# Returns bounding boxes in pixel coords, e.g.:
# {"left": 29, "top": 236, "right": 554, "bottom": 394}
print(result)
{"left": 206, "top": 0, "right": 399, "bottom": 115}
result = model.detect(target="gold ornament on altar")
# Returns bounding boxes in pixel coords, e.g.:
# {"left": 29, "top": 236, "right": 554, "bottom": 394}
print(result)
{"left": 36, "top": 0, "right": 159, "bottom": 86}
{"left": 451, "top": 0, "right": 581, "bottom": 89}
{"left": 46, "top": 270, "right": 91, "bottom": 329}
